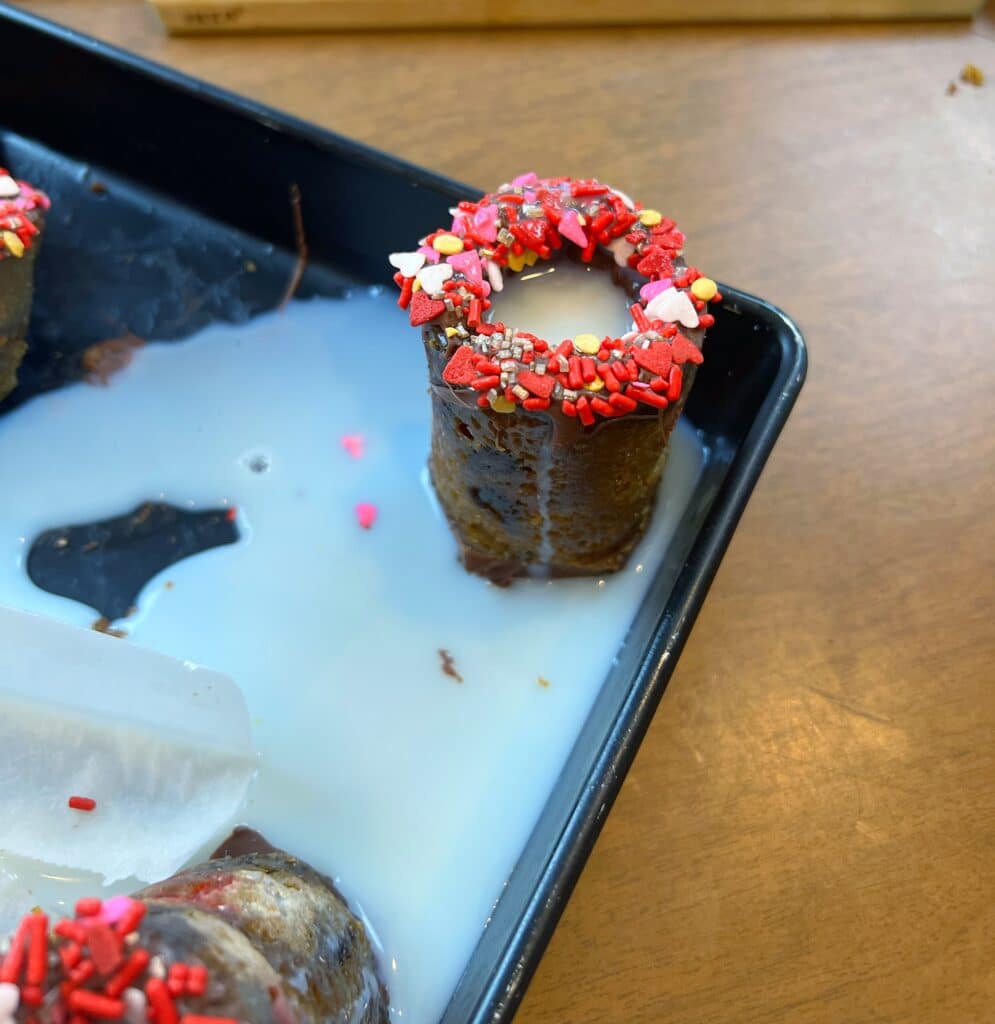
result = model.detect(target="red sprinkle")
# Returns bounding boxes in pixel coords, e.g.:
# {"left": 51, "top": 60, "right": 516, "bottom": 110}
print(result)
{"left": 26, "top": 913, "right": 48, "bottom": 986}
{"left": 67, "top": 990, "right": 125, "bottom": 1019}
{"left": 186, "top": 964, "right": 208, "bottom": 997}
{"left": 114, "top": 900, "right": 146, "bottom": 938}
{"left": 75, "top": 898, "right": 102, "bottom": 918}
{"left": 146, "top": 978, "right": 179, "bottom": 1024}
{"left": 68, "top": 796, "right": 96, "bottom": 812}
{"left": 0, "top": 916, "right": 29, "bottom": 984}
{"left": 104, "top": 948, "right": 150, "bottom": 998}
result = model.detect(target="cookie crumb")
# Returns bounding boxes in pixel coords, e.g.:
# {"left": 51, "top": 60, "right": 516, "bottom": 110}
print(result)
{"left": 439, "top": 648, "right": 463, "bottom": 683}
{"left": 946, "top": 81, "right": 958, "bottom": 95}
{"left": 92, "top": 616, "right": 127, "bottom": 638}
{"left": 82, "top": 331, "right": 144, "bottom": 386}
{"left": 538, "top": 676, "right": 551, "bottom": 688}
{"left": 960, "top": 63, "right": 984, "bottom": 86}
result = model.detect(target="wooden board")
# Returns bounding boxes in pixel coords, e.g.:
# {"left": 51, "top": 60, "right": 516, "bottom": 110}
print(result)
{"left": 149, "top": 0, "right": 983, "bottom": 34}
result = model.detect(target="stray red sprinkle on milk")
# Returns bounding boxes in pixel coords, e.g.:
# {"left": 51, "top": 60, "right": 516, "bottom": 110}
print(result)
{"left": 355, "top": 503, "right": 378, "bottom": 530}
{"left": 68, "top": 796, "right": 97, "bottom": 812}
{"left": 340, "top": 434, "right": 365, "bottom": 459}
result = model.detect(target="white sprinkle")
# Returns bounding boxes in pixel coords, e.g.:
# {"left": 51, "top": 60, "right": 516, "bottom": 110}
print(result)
{"left": 123, "top": 988, "right": 147, "bottom": 1024}
{"left": 0, "top": 983, "right": 20, "bottom": 1015}
{"left": 148, "top": 956, "right": 167, "bottom": 979}
{"left": 0, "top": 176, "right": 20, "bottom": 199}
{"left": 512, "top": 385, "right": 529, "bottom": 400}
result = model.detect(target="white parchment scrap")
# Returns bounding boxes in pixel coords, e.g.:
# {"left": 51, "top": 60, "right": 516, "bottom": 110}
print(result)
{"left": 0, "top": 606, "right": 256, "bottom": 884}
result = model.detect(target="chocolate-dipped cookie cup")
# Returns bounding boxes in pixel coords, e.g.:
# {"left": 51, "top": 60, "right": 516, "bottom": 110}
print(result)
{"left": 392, "top": 174, "right": 719, "bottom": 584}
{"left": 0, "top": 169, "right": 49, "bottom": 403}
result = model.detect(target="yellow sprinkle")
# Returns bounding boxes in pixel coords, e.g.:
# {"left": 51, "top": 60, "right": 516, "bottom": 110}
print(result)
{"left": 445, "top": 327, "right": 458, "bottom": 338}
{"left": 576, "top": 214, "right": 587, "bottom": 226}
{"left": 433, "top": 234, "right": 463, "bottom": 255}
{"left": 960, "top": 62, "right": 984, "bottom": 86}
{"left": 690, "top": 277, "right": 717, "bottom": 302}
{"left": 573, "top": 333, "right": 601, "bottom": 355}
{"left": 490, "top": 395, "right": 516, "bottom": 414}
{"left": 507, "top": 251, "right": 526, "bottom": 273}
{"left": 523, "top": 249, "right": 539, "bottom": 266}
{"left": 412, "top": 279, "right": 422, "bottom": 292}
{"left": 639, "top": 209, "right": 662, "bottom": 226}
{"left": 3, "top": 231, "right": 24, "bottom": 258}
{"left": 585, "top": 377, "right": 605, "bottom": 392}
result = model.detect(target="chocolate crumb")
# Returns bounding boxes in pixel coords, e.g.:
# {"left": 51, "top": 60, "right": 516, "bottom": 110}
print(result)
{"left": 81, "top": 331, "right": 144, "bottom": 386}
{"left": 92, "top": 616, "right": 127, "bottom": 638}
{"left": 164, "top": 580, "right": 175, "bottom": 590}
{"left": 89, "top": 180, "right": 108, "bottom": 195}
{"left": 439, "top": 648, "right": 463, "bottom": 684}
{"left": 946, "top": 81, "right": 958, "bottom": 95}
{"left": 960, "top": 63, "right": 985, "bottom": 86}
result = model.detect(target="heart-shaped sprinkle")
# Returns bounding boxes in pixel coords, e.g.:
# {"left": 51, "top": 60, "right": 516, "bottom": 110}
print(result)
{"left": 517, "top": 370, "right": 555, "bottom": 399}
{"left": 635, "top": 246, "right": 675, "bottom": 280}
{"left": 417, "top": 245, "right": 441, "bottom": 263}
{"left": 0, "top": 175, "right": 20, "bottom": 199}
{"left": 409, "top": 291, "right": 447, "bottom": 326}
{"left": 389, "top": 251, "right": 426, "bottom": 278}
{"left": 559, "top": 209, "right": 588, "bottom": 248}
{"left": 639, "top": 278, "right": 673, "bottom": 303}
{"left": 442, "top": 346, "right": 479, "bottom": 385}
{"left": 512, "top": 171, "right": 539, "bottom": 187}
{"left": 632, "top": 342, "right": 673, "bottom": 377}
{"left": 417, "top": 262, "right": 454, "bottom": 295}
{"left": 606, "top": 236, "right": 635, "bottom": 267}
{"left": 485, "top": 259, "right": 504, "bottom": 292}
{"left": 448, "top": 250, "right": 483, "bottom": 286}
{"left": 645, "top": 287, "right": 700, "bottom": 328}
{"left": 669, "top": 332, "right": 704, "bottom": 365}
{"left": 450, "top": 216, "right": 468, "bottom": 237}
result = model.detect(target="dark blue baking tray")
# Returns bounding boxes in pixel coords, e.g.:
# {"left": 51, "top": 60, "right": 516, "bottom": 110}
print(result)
{"left": 0, "top": 6, "right": 807, "bottom": 1022}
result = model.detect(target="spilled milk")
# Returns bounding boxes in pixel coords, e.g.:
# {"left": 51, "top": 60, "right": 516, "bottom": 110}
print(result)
{"left": 0, "top": 288, "right": 703, "bottom": 1023}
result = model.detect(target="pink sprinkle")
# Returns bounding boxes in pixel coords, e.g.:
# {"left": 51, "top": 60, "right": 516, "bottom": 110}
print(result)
{"left": 100, "top": 895, "right": 135, "bottom": 925}
{"left": 559, "top": 209, "right": 588, "bottom": 248}
{"left": 340, "top": 434, "right": 365, "bottom": 459}
{"left": 450, "top": 215, "right": 468, "bottom": 237}
{"left": 473, "top": 205, "right": 498, "bottom": 243}
{"left": 639, "top": 278, "right": 673, "bottom": 302}
{"left": 447, "top": 250, "right": 483, "bottom": 286}
{"left": 355, "top": 503, "right": 378, "bottom": 530}
{"left": 512, "top": 171, "right": 538, "bottom": 187}
{"left": 417, "top": 245, "right": 441, "bottom": 263}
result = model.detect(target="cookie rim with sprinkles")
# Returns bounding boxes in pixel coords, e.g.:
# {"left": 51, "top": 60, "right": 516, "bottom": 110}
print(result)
{"left": 390, "top": 174, "right": 719, "bottom": 423}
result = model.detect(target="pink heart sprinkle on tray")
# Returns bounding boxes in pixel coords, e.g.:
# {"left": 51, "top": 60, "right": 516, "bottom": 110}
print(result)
{"left": 355, "top": 503, "right": 378, "bottom": 530}
{"left": 341, "top": 434, "right": 365, "bottom": 459}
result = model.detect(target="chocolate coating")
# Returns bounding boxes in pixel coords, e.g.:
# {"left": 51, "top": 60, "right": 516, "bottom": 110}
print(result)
{"left": 136, "top": 836, "right": 389, "bottom": 1024}
{"left": 0, "top": 207, "right": 44, "bottom": 403}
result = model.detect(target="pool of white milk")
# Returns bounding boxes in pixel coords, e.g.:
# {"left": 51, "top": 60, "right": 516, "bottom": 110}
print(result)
{"left": 0, "top": 289, "right": 703, "bottom": 1024}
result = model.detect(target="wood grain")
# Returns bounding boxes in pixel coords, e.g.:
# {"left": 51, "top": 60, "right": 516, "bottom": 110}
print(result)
{"left": 11, "top": 3, "right": 995, "bottom": 1021}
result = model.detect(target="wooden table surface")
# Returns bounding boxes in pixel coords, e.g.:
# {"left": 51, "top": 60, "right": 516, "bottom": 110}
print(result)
{"left": 13, "top": 2, "right": 995, "bottom": 1021}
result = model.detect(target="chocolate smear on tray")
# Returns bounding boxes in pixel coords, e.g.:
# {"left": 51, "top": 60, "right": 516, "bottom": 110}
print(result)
{"left": 27, "top": 501, "right": 239, "bottom": 621}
